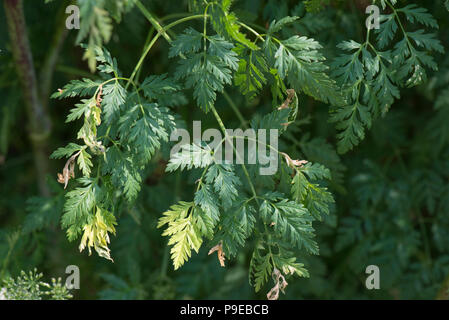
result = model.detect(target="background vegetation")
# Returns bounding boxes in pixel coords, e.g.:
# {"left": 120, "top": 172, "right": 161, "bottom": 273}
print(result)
{"left": 1, "top": 0, "right": 449, "bottom": 299}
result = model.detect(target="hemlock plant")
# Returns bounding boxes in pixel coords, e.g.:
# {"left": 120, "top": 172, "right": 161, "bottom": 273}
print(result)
{"left": 51, "top": 0, "right": 338, "bottom": 296}
{"left": 1, "top": 0, "right": 448, "bottom": 300}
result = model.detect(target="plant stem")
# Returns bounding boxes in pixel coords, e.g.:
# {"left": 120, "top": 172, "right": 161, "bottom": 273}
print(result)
{"left": 237, "top": 21, "right": 265, "bottom": 41}
{"left": 135, "top": 0, "right": 172, "bottom": 43}
{"left": 4, "top": 0, "right": 52, "bottom": 196}
{"left": 209, "top": 104, "right": 259, "bottom": 205}
{"left": 223, "top": 91, "right": 248, "bottom": 129}
{"left": 135, "top": 29, "right": 156, "bottom": 84}
{"left": 126, "top": 14, "right": 204, "bottom": 89}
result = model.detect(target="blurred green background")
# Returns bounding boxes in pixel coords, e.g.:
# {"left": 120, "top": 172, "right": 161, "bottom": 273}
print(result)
{"left": 1, "top": 0, "right": 449, "bottom": 299}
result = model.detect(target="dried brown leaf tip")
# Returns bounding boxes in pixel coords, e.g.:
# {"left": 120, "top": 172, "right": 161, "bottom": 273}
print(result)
{"left": 96, "top": 85, "right": 103, "bottom": 107}
{"left": 277, "top": 89, "right": 295, "bottom": 110}
{"left": 208, "top": 242, "right": 226, "bottom": 267}
{"left": 267, "top": 268, "right": 288, "bottom": 300}
{"left": 280, "top": 152, "right": 308, "bottom": 169}
{"left": 0, "top": 154, "right": 5, "bottom": 165}
{"left": 57, "top": 151, "right": 81, "bottom": 189}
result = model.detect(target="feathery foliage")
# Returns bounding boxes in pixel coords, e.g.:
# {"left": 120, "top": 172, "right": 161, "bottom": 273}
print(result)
{"left": 2, "top": 0, "right": 448, "bottom": 301}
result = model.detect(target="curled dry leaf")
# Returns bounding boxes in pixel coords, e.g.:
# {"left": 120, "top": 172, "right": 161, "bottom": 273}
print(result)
{"left": 208, "top": 242, "right": 226, "bottom": 267}
{"left": 96, "top": 85, "right": 103, "bottom": 107}
{"left": 266, "top": 268, "right": 288, "bottom": 300}
{"left": 57, "top": 151, "right": 81, "bottom": 189}
{"left": 277, "top": 89, "right": 295, "bottom": 110}
{"left": 280, "top": 152, "right": 308, "bottom": 169}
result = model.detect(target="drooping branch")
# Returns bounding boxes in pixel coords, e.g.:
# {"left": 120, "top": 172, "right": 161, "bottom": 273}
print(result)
{"left": 4, "top": 0, "right": 52, "bottom": 196}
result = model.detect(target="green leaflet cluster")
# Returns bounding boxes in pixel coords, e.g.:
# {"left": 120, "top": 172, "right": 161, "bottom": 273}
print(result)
{"left": 51, "top": 46, "right": 179, "bottom": 261}
{"left": 236, "top": 14, "right": 344, "bottom": 106}
{"left": 51, "top": 0, "right": 339, "bottom": 298}
{"left": 264, "top": 23, "right": 344, "bottom": 106}
{"left": 190, "top": 1, "right": 344, "bottom": 106}
{"left": 10, "top": 0, "right": 447, "bottom": 301}
{"left": 157, "top": 0, "right": 336, "bottom": 298}
{"left": 160, "top": 142, "right": 334, "bottom": 296}
{"left": 169, "top": 28, "right": 239, "bottom": 113}
{"left": 330, "top": 0, "right": 444, "bottom": 153}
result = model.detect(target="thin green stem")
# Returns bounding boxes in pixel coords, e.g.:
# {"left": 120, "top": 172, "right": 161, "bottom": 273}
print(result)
{"left": 223, "top": 91, "right": 248, "bottom": 129}
{"left": 202, "top": 4, "right": 211, "bottom": 63}
{"left": 210, "top": 104, "right": 227, "bottom": 134}
{"left": 126, "top": 14, "right": 205, "bottom": 89}
{"left": 243, "top": 21, "right": 267, "bottom": 33}
{"left": 232, "top": 135, "right": 280, "bottom": 155}
{"left": 160, "top": 12, "right": 193, "bottom": 22}
{"left": 95, "top": 77, "right": 135, "bottom": 97}
{"left": 135, "top": 29, "right": 156, "bottom": 84}
{"left": 196, "top": 164, "right": 210, "bottom": 192}
{"left": 135, "top": 13, "right": 192, "bottom": 82}
{"left": 237, "top": 21, "right": 265, "bottom": 41}
{"left": 135, "top": 0, "right": 172, "bottom": 42}
{"left": 126, "top": 35, "right": 160, "bottom": 90}
{"left": 387, "top": 0, "right": 417, "bottom": 65}
{"left": 209, "top": 104, "right": 260, "bottom": 205}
